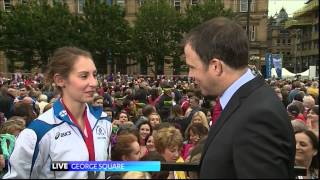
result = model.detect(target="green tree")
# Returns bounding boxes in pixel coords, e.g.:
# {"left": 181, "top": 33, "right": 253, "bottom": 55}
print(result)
{"left": 183, "top": 0, "right": 234, "bottom": 32}
{"left": 80, "top": 1, "right": 131, "bottom": 74}
{"left": 132, "top": 0, "right": 182, "bottom": 76}
{"left": 0, "top": 0, "right": 77, "bottom": 71}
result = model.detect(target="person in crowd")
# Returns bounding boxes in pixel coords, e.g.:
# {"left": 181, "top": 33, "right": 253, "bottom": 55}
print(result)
{"left": 281, "top": 85, "right": 290, "bottom": 107}
{"left": 122, "top": 171, "right": 151, "bottom": 179}
{"left": 186, "top": 137, "right": 207, "bottom": 179}
{"left": 183, "top": 17, "right": 295, "bottom": 178}
{"left": 11, "top": 101, "right": 37, "bottom": 127}
{"left": 108, "top": 133, "right": 141, "bottom": 179}
{"left": 295, "top": 129, "right": 318, "bottom": 179}
{"left": 147, "top": 112, "right": 161, "bottom": 128}
{"left": 0, "top": 87, "right": 15, "bottom": 119}
{"left": 137, "top": 121, "right": 152, "bottom": 157}
{"left": 14, "top": 86, "right": 28, "bottom": 102}
{"left": 3, "top": 47, "right": 112, "bottom": 179}
{"left": 140, "top": 151, "right": 169, "bottom": 179}
{"left": 103, "top": 106, "right": 114, "bottom": 121}
{"left": 182, "top": 96, "right": 201, "bottom": 133}
{"left": 0, "top": 116, "right": 26, "bottom": 136}
{"left": 302, "top": 95, "right": 315, "bottom": 117}
{"left": 92, "top": 95, "right": 104, "bottom": 107}
{"left": 0, "top": 116, "right": 26, "bottom": 175}
{"left": 306, "top": 105, "right": 319, "bottom": 137}
{"left": 148, "top": 88, "right": 160, "bottom": 106}
{"left": 37, "top": 94, "right": 49, "bottom": 115}
{"left": 306, "top": 81, "right": 318, "bottom": 101}
{"left": 287, "top": 103, "right": 303, "bottom": 121}
{"left": 153, "top": 126, "right": 186, "bottom": 179}
{"left": 135, "top": 105, "right": 156, "bottom": 127}
{"left": 188, "top": 111, "right": 209, "bottom": 130}
{"left": 273, "top": 87, "right": 283, "bottom": 103}
{"left": 288, "top": 81, "right": 302, "bottom": 104}
{"left": 155, "top": 86, "right": 173, "bottom": 121}
{"left": 113, "top": 110, "right": 130, "bottom": 126}
{"left": 111, "top": 133, "right": 141, "bottom": 161}
{"left": 167, "top": 104, "right": 186, "bottom": 136}
{"left": 182, "top": 123, "right": 208, "bottom": 160}
{"left": 145, "top": 134, "right": 156, "bottom": 153}
{"left": 42, "top": 103, "right": 53, "bottom": 114}
{"left": 291, "top": 119, "right": 307, "bottom": 133}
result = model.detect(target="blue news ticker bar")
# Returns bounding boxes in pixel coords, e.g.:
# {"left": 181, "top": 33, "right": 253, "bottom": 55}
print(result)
{"left": 67, "top": 161, "right": 160, "bottom": 172}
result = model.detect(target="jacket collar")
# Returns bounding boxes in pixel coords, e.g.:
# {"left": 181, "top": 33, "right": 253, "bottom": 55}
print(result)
{"left": 53, "top": 98, "right": 102, "bottom": 126}
{"left": 200, "top": 76, "right": 266, "bottom": 165}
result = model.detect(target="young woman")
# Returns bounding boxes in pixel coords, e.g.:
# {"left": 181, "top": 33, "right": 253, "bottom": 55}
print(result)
{"left": 137, "top": 121, "right": 152, "bottom": 157}
{"left": 3, "top": 47, "right": 112, "bottom": 179}
{"left": 306, "top": 105, "right": 319, "bottom": 137}
{"left": 182, "top": 123, "right": 208, "bottom": 160}
{"left": 107, "top": 133, "right": 141, "bottom": 179}
{"left": 295, "top": 130, "right": 318, "bottom": 179}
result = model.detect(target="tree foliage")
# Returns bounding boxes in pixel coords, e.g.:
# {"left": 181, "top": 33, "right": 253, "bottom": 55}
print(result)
{"left": 0, "top": 0, "right": 77, "bottom": 71}
{"left": 79, "top": 1, "right": 131, "bottom": 73}
{"left": 132, "top": 0, "right": 182, "bottom": 75}
{"left": 183, "top": 0, "right": 235, "bottom": 33}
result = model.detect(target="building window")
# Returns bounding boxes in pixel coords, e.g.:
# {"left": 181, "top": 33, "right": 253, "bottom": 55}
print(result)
{"left": 78, "top": 0, "right": 85, "bottom": 14}
{"left": 288, "top": 39, "right": 291, "bottom": 45}
{"left": 191, "top": 0, "right": 198, "bottom": 6}
{"left": 174, "top": 0, "right": 181, "bottom": 12}
{"left": 282, "top": 39, "right": 286, "bottom": 44}
{"left": 277, "top": 39, "right": 280, "bottom": 45}
{"left": 233, "top": 0, "right": 238, "bottom": 12}
{"left": 240, "top": 0, "right": 255, "bottom": 12}
{"left": 245, "top": 25, "right": 255, "bottom": 41}
{"left": 250, "top": 26, "right": 255, "bottom": 41}
{"left": 4, "top": 0, "right": 11, "bottom": 11}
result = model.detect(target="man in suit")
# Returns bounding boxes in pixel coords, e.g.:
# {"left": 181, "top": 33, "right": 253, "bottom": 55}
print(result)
{"left": 183, "top": 17, "right": 295, "bottom": 178}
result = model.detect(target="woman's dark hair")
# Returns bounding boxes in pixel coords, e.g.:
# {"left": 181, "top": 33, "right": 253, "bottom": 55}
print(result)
{"left": 140, "top": 151, "right": 169, "bottom": 179}
{"left": 142, "top": 105, "right": 156, "bottom": 117}
{"left": 186, "top": 123, "right": 209, "bottom": 141}
{"left": 12, "top": 101, "right": 37, "bottom": 126}
{"left": 295, "top": 129, "right": 319, "bottom": 172}
{"left": 137, "top": 121, "right": 153, "bottom": 145}
{"left": 150, "top": 88, "right": 159, "bottom": 101}
{"left": 111, "top": 133, "right": 138, "bottom": 161}
{"left": 116, "top": 110, "right": 131, "bottom": 122}
{"left": 171, "top": 104, "right": 184, "bottom": 117}
{"left": 308, "top": 105, "right": 319, "bottom": 115}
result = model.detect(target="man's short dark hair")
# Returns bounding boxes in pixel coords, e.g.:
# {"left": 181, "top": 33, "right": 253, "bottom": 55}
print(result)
{"left": 183, "top": 17, "right": 248, "bottom": 69}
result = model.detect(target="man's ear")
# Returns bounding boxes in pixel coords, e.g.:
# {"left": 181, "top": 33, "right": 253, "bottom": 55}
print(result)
{"left": 53, "top": 73, "right": 65, "bottom": 88}
{"left": 209, "top": 58, "right": 223, "bottom": 75}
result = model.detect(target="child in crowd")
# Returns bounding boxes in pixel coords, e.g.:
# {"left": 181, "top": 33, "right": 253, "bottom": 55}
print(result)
{"left": 182, "top": 123, "right": 208, "bottom": 160}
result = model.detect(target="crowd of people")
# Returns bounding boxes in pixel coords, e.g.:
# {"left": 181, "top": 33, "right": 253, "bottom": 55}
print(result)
{"left": 0, "top": 67, "right": 318, "bottom": 178}
{"left": 0, "top": 17, "right": 318, "bottom": 179}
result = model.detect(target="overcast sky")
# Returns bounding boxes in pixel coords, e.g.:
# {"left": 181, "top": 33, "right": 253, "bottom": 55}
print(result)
{"left": 268, "top": 0, "right": 307, "bottom": 17}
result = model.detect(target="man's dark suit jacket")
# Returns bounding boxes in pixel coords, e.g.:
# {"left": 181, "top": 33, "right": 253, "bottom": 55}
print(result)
{"left": 200, "top": 76, "right": 295, "bottom": 178}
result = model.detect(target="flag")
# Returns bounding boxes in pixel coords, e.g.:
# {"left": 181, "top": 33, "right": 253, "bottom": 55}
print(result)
{"left": 272, "top": 54, "right": 282, "bottom": 78}
{"left": 265, "top": 53, "right": 272, "bottom": 79}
